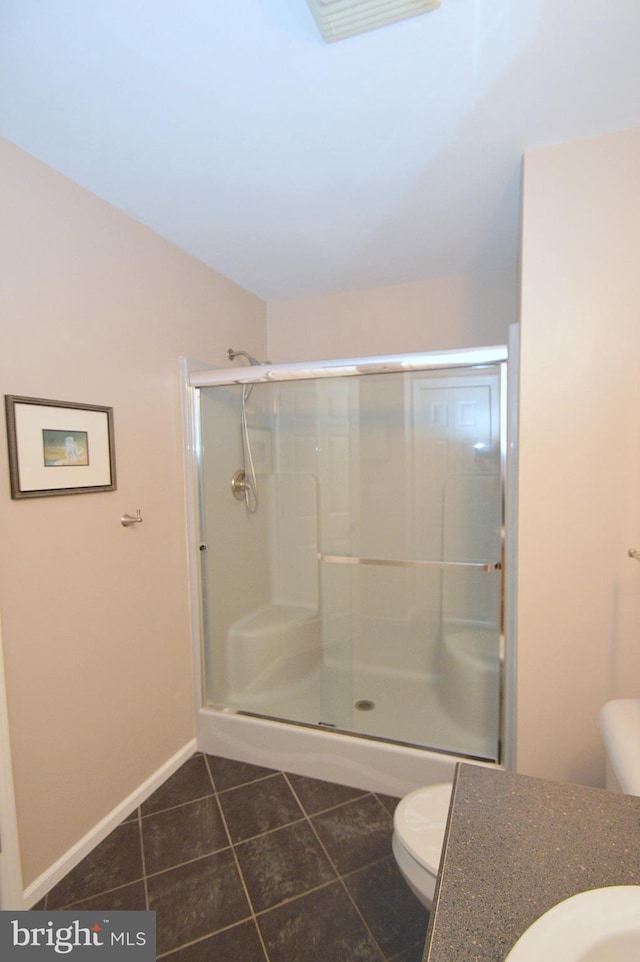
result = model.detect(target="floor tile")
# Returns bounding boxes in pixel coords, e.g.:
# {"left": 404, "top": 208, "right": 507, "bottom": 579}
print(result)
{"left": 310, "top": 794, "right": 394, "bottom": 875}
{"left": 389, "top": 940, "right": 431, "bottom": 962}
{"left": 286, "top": 772, "right": 367, "bottom": 815}
{"left": 51, "top": 880, "right": 147, "bottom": 913}
{"left": 376, "top": 792, "right": 401, "bottom": 816}
{"left": 218, "top": 773, "right": 304, "bottom": 842}
{"left": 344, "top": 856, "right": 429, "bottom": 958}
{"left": 141, "top": 755, "right": 214, "bottom": 817}
{"left": 36, "top": 753, "right": 429, "bottom": 962}
{"left": 235, "top": 820, "right": 336, "bottom": 912}
{"left": 47, "top": 821, "right": 144, "bottom": 908}
{"left": 148, "top": 848, "right": 251, "bottom": 956}
{"left": 206, "top": 754, "right": 278, "bottom": 792}
{"left": 257, "top": 880, "right": 384, "bottom": 962}
{"left": 142, "top": 795, "right": 229, "bottom": 874}
{"left": 160, "top": 919, "right": 268, "bottom": 961}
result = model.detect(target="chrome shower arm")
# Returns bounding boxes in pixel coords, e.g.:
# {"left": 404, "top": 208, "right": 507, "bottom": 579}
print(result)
{"left": 227, "top": 348, "right": 271, "bottom": 366}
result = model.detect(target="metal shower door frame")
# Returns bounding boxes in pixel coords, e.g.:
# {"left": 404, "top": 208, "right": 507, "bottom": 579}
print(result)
{"left": 182, "top": 343, "right": 516, "bottom": 769}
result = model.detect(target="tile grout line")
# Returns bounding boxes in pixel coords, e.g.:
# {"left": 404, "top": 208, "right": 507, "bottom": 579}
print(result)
{"left": 154, "top": 916, "right": 262, "bottom": 960}
{"left": 220, "top": 813, "right": 309, "bottom": 846}
{"left": 213, "top": 763, "right": 387, "bottom": 959}
{"left": 47, "top": 774, "right": 380, "bottom": 867}
{"left": 48, "top": 878, "right": 147, "bottom": 912}
{"left": 204, "top": 754, "right": 273, "bottom": 962}
{"left": 209, "top": 766, "right": 283, "bottom": 795}
{"left": 136, "top": 807, "right": 150, "bottom": 913}
{"left": 49, "top": 807, "right": 149, "bottom": 913}
{"left": 225, "top": 768, "right": 369, "bottom": 957}
{"left": 139, "top": 791, "right": 215, "bottom": 820}
{"left": 40, "top": 755, "right": 414, "bottom": 961}
{"left": 283, "top": 773, "right": 388, "bottom": 960}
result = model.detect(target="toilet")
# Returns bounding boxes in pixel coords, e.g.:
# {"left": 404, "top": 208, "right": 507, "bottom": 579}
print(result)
{"left": 392, "top": 782, "right": 453, "bottom": 908}
{"left": 598, "top": 698, "right": 640, "bottom": 796}
{"left": 392, "top": 700, "right": 640, "bottom": 910}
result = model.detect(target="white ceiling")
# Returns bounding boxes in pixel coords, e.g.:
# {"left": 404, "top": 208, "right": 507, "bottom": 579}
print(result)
{"left": 1, "top": 1, "right": 639, "bottom": 301}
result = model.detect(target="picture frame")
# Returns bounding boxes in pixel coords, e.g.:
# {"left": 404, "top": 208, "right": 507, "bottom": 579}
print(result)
{"left": 5, "top": 395, "right": 116, "bottom": 499}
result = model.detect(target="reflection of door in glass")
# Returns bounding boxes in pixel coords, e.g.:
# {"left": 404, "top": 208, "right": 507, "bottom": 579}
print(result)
{"left": 412, "top": 372, "right": 501, "bottom": 562}
{"left": 411, "top": 370, "right": 502, "bottom": 758}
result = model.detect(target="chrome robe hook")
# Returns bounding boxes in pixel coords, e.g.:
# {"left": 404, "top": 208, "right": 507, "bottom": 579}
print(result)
{"left": 121, "top": 508, "right": 143, "bottom": 527}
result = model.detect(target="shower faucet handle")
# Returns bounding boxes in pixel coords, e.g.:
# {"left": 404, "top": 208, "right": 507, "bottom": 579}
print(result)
{"left": 231, "top": 469, "right": 251, "bottom": 499}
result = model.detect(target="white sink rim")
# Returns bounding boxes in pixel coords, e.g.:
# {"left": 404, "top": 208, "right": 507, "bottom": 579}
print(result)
{"left": 505, "top": 885, "right": 640, "bottom": 962}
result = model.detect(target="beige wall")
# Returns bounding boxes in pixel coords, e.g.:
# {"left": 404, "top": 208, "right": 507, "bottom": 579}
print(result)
{"left": 517, "top": 127, "right": 640, "bottom": 785}
{"left": 267, "top": 271, "right": 514, "bottom": 363}
{"left": 0, "top": 138, "right": 266, "bottom": 886}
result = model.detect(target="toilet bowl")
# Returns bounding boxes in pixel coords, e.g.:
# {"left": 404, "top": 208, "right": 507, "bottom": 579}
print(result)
{"left": 598, "top": 699, "right": 640, "bottom": 796}
{"left": 392, "top": 782, "right": 453, "bottom": 908}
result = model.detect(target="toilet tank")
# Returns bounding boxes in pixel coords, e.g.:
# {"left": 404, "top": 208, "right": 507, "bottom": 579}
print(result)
{"left": 598, "top": 699, "right": 640, "bottom": 796}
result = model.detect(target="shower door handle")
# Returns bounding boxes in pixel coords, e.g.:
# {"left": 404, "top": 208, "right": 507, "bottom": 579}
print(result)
{"left": 317, "top": 553, "right": 501, "bottom": 572}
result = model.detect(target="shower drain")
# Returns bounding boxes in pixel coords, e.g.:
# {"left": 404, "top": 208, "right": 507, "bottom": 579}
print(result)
{"left": 354, "top": 699, "right": 376, "bottom": 711}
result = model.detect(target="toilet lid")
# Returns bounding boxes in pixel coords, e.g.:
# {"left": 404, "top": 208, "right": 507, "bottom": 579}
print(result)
{"left": 394, "top": 783, "right": 453, "bottom": 874}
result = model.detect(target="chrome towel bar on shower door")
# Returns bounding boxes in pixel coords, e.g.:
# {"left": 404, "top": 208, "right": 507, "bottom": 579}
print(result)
{"left": 317, "top": 553, "right": 502, "bottom": 572}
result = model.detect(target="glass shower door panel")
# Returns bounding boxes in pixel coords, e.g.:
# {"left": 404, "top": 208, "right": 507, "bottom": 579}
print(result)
{"left": 318, "top": 560, "right": 501, "bottom": 759}
{"left": 317, "top": 366, "right": 504, "bottom": 759}
{"left": 411, "top": 367, "right": 502, "bottom": 759}
{"left": 198, "top": 385, "right": 271, "bottom": 709}
{"left": 314, "top": 377, "right": 358, "bottom": 733}
{"left": 412, "top": 372, "right": 502, "bottom": 563}
{"left": 317, "top": 560, "right": 356, "bottom": 731}
{"left": 199, "top": 384, "right": 323, "bottom": 725}
{"left": 209, "top": 480, "right": 322, "bottom": 723}
{"left": 198, "top": 360, "right": 504, "bottom": 762}
{"left": 438, "top": 568, "right": 502, "bottom": 760}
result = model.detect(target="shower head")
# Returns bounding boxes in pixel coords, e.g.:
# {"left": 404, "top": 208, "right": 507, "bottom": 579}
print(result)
{"left": 227, "top": 348, "right": 270, "bottom": 366}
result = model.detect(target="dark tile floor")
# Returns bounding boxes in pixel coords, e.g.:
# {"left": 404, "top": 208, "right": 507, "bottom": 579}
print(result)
{"left": 36, "top": 753, "right": 429, "bottom": 960}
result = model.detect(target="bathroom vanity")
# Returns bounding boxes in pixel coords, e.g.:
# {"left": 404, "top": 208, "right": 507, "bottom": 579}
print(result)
{"left": 423, "top": 763, "right": 640, "bottom": 961}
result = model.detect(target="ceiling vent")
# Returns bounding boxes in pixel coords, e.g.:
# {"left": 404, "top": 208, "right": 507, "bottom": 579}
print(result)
{"left": 305, "top": 0, "right": 441, "bottom": 43}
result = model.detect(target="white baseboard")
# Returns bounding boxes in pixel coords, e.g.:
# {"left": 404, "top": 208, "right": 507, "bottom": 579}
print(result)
{"left": 22, "top": 739, "right": 197, "bottom": 909}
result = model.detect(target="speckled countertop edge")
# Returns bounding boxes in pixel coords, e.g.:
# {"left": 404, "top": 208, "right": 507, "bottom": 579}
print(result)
{"left": 423, "top": 763, "right": 640, "bottom": 962}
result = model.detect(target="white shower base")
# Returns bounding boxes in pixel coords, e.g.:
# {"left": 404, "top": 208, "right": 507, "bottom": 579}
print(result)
{"left": 212, "top": 605, "right": 500, "bottom": 791}
{"left": 196, "top": 702, "right": 495, "bottom": 798}
{"left": 221, "top": 660, "right": 497, "bottom": 762}
{"left": 349, "top": 665, "right": 498, "bottom": 760}
{"left": 222, "top": 604, "right": 499, "bottom": 761}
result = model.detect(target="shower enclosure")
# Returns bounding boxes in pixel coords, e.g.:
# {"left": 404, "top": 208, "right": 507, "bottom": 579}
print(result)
{"left": 189, "top": 347, "right": 509, "bottom": 765}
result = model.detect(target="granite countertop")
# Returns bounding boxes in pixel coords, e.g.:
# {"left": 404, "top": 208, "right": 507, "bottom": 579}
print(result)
{"left": 423, "top": 762, "right": 640, "bottom": 962}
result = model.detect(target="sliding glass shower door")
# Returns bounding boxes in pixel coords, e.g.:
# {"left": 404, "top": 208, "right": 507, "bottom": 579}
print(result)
{"left": 196, "top": 352, "right": 505, "bottom": 761}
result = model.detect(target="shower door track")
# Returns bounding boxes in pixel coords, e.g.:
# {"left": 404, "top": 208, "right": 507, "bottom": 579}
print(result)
{"left": 188, "top": 345, "right": 508, "bottom": 390}
{"left": 318, "top": 553, "right": 501, "bottom": 572}
{"left": 230, "top": 707, "right": 496, "bottom": 764}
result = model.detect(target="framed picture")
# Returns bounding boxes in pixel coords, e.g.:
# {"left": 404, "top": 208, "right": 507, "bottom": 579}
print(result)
{"left": 5, "top": 395, "right": 116, "bottom": 499}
